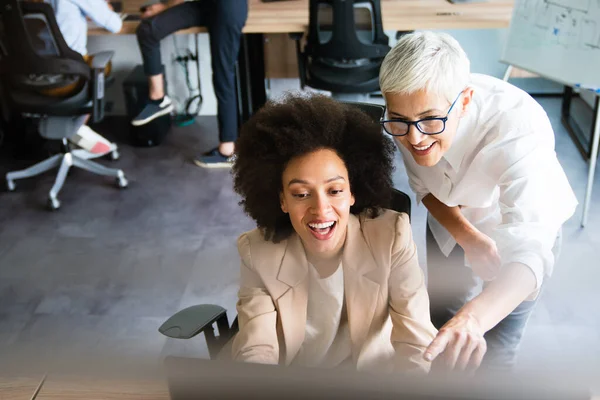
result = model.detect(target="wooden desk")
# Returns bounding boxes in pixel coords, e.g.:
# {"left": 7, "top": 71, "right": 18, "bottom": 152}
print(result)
{"left": 89, "top": 0, "right": 514, "bottom": 35}
{"left": 0, "top": 374, "right": 170, "bottom": 400}
{"left": 0, "top": 375, "right": 45, "bottom": 400}
{"left": 88, "top": 0, "right": 515, "bottom": 123}
{"left": 1, "top": 370, "right": 598, "bottom": 400}
{"left": 33, "top": 375, "right": 170, "bottom": 400}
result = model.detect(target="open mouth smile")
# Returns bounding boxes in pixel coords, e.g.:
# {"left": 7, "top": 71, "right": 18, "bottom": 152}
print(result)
{"left": 412, "top": 141, "right": 436, "bottom": 156}
{"left": 307, "top": 220, "right": 337, "bottom": 240}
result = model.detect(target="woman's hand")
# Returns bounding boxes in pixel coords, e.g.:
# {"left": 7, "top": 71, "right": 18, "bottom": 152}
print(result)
{"left": 459, "top": 231, "right": 501, "bottom": 281}
{"left": 424, "top": 312, "right": 487, "bottom": 371}
{"left": 421, "top": 195, "right": 500, "bottom": 281}
{"left": 142, "top": 2, "right": 167, "bottom": 18}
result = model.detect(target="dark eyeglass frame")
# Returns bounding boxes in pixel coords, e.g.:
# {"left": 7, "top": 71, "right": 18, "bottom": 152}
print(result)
{"left": 379, "top": 91, "right": 463, "bottom": 137}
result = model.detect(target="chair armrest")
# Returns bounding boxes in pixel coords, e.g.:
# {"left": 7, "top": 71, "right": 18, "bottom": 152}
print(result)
{"left": 159, "top": 304, "right": 228, "bottom": 339}
{"left": 88, "top": 51, "right": 114, "bottom": 123}
{"left": 88, "top": 51, "right": 115, "bottom": 70}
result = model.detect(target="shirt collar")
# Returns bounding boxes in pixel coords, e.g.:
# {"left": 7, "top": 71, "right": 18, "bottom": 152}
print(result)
{"left": 442, "top": 130, "right": 466, "bottom": 172}
{"left": 442, "top": 99, "right": 477, "bottom": 172}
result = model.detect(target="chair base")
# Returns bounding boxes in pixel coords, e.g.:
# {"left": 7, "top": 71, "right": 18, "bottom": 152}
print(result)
{"left": 5, "top": 144, "right": 127, "bottom": 210}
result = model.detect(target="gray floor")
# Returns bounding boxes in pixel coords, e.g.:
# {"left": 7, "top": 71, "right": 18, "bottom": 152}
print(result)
{"left": 0, "top": 94, "right": 599, "bottom": 377}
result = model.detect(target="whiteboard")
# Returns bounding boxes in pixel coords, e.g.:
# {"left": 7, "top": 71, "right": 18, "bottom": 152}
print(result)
{"left": 501, "top": 0, "right": 600, "bottom": 90}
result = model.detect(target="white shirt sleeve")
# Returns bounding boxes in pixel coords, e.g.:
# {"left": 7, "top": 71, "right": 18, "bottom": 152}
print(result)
{"left": 484, "top": 117, "right": 577, "bottom": 300}
{"left": 71, "top": 0, "right": 123, "bottom": 33}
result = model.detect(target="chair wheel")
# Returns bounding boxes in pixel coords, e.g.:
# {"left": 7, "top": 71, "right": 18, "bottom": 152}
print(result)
{"left": 47, "top": 197, "right": 60, "bottom": 211}
{"left": 116, "top": 176, "right": 128, "bottom": 189}
{"left": 6, "top": 179, "right": 15, "bottom": 192}
{"left": 111, "top": 149, "right": 120, "bottom": 161}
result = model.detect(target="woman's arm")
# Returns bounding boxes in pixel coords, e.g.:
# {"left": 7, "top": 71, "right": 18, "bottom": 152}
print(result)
{"left": 72, "top": 0, "right": 123, "bottom": 33}
{"left": 230, "top": 234, "right": 280, "bottom": 365}
{"left": 140, "top": 0, "right": 184, "bottom": 18}
{"left": 422, "top": 124, "right": 576, "bottom": 370}
{"left": 423, "top": 262, "right": 535, "bottom": 370}
{"left": 422, "top": 194, "right": 501, "bottom": 281}
{"left": 388, "top": 213, "right": 438, "bottom": 373}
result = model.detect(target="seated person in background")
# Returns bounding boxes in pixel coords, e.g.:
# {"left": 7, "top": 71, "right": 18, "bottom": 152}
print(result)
{"left": 51, "top": 0, "right": 122, "bottom": 57}
{"left": 132, "top": 0, "right": 247, "bottom": 168}
{"left": 229, "top": 94, "right": 438, "bottom": 373}
{"left": 39, "top": 0, "right": 122, "bottom": 154}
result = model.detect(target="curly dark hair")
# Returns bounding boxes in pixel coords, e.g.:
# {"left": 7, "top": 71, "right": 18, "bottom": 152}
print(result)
{"left": 232, "top": 94, "right": 396, "bottom": 243}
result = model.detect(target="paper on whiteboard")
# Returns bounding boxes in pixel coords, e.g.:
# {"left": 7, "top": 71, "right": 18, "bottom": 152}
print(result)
{"left": 502, "top": 0, "right": 600, "bottom": 89}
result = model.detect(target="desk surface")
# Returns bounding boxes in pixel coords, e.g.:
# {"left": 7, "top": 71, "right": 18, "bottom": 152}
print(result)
{"left": 34, "top": 376, "right": 170, "bottom": 400}
{"left": 89, "top": 0, "right": 515, "bottom": 35}
{"left": 1, "top": 371, "right": 598, "bottom": 400}
{"left": 0, "top": 374, "right": 170, "bottom": 400}
{"left": 0, "top": 375, "right": 46, "bottom": 400}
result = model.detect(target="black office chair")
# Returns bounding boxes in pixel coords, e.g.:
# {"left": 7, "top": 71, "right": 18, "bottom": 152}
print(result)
{"left": 0, "top": 0, "right": 127, "bottom": 210}
{"left": 158, "top": 102, "right": 411, "bottom": 360}
{"left": 291, "top": 0, "right": 391, "bottom": 96}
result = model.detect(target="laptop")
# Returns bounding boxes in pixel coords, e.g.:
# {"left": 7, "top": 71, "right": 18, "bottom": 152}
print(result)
{"left": 163, "top": 356, "right": 594, "bottom": 400}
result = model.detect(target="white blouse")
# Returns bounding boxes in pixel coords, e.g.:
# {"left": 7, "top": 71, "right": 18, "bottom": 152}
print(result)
{"left": 292, "top": 263, "right": 352, "bottom": 368}
{"left": 399, "top": 73, "right": 578, "bottom": 299}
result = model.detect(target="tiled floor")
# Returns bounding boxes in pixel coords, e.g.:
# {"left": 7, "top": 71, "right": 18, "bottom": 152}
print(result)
{"left": 0, "top": 92, "right": 599, "bottom": 379}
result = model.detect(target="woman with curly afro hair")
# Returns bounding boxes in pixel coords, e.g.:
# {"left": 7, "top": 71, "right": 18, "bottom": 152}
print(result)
{"left": 230, "top": 94, "right": 437, "bottom": 373}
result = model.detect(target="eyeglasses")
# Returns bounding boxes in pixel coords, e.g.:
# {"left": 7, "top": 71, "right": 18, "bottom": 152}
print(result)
{"left": 380, "top": 91, "right": 463, "bottom": 137}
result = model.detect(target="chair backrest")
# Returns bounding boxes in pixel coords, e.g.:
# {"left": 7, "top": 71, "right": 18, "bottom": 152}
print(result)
{"left": 342, "top": 101, "right": 411, "bottom": 218}
{"left": 344, "top": 101, "right": 384, "bottom": 124}
{"left": 0, "top": 0, "right": 95, "bottom": 122}
{"left": 0, "top": 0, "right": 89, "bottom": 88}
{"left": 306, "top": 0, "right": 390, "bottom": 61}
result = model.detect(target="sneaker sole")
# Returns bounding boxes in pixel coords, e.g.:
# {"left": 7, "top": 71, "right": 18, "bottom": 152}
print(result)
{"left": 193, "top": 159, "right": 233, "bottom": 169}
{"left": 131, "top": 104, "right": 174, "bottom": 126}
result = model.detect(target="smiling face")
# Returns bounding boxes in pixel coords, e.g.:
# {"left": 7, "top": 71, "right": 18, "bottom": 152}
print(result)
{"left": 384, "top": 88, "right": 472, "bottom": 167}
{"left": 280, "top": 148, "right": 355, "bottom": 262}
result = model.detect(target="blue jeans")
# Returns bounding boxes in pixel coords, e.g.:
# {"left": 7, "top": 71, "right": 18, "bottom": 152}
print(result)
{"left": 136, "top": 0, "right": 248, "bottom": 143}
{"left": 426, "top": 223, "right": 561, "bottom": 370}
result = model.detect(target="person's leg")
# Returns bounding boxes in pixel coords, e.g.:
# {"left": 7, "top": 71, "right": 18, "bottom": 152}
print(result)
{"left": 194, "top": 0, "right": 248, "bottom": 168}
{"left": 68, "top": 57, "right": 111, "bottom": 154}
{"left": 426, "top": 222, "right": 481, "bottom": 331}
{"left": 132, "top": 2, "right": 210, "bottom": 126}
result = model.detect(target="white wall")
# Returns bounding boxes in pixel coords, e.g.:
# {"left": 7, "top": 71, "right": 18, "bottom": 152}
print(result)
{"left": 387, "top": 28, "right": 563, "bottom": 94}
{"left": 386, "top": 28, "right": 511, "bottom": 79}
{"left": 87, "top": 32, "right": 217, "bottom": 117}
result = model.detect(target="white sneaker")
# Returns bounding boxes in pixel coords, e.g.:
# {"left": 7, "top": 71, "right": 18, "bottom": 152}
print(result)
{"left": 70, "top": 125, "right": 112, "bottom": 155}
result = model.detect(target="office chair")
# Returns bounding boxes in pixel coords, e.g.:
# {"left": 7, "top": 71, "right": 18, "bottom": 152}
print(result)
{"left": 291, "top": 0, "right": 391, "bottom": 97}
{"left": 0, "top": 0, "right": 127, "bottom": 210}
{"left": 158, "top": 102, "right": 412, "bottom": 360}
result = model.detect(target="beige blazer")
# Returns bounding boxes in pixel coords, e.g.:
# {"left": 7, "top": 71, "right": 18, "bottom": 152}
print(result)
{"left": 231, "top": 210, "right": 438, "bottom": 373}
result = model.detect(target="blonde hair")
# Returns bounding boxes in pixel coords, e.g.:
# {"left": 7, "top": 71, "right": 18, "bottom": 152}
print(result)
{"left": 379, "top": 31, "right": 471, "bottom": 102}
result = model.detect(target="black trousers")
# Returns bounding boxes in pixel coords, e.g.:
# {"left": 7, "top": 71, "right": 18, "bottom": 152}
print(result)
{"left": 136, "top": 0, "right": 248, "bottom": 143}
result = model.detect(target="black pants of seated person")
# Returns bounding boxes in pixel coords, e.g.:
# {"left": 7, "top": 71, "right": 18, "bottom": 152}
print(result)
{"left": 136, "top": 0, "right": 248, "bottom": 143}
